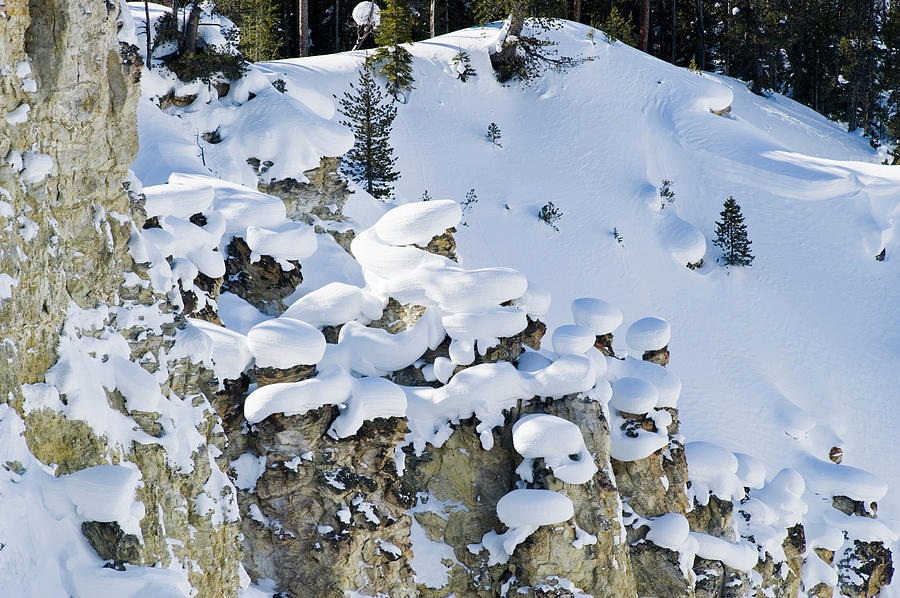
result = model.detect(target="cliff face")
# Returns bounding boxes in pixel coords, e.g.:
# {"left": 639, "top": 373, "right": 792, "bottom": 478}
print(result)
{"left": 1, "top": 4, "right": 895, "bottom": 597}
{"left": 216, "top": 169, "right": 893, "bottom": 598}
{"left": 0, "top": 2, "right": 241, "bottom": 595}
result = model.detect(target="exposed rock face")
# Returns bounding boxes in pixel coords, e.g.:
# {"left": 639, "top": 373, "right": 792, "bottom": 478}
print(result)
{"left": 239, "top": 408, "right": 415, "bottom": 598}
{"left": 838, "top": 541, "right": 894, "bottom": 598}
{"left": 1, "top": 2, "right": 241, "bottom": 595}
{"left": 259, "top": 157, "right": 351, "bottom": 224}
{"left": 223, "top": 236, "right": 303, "bottom": 315}
{"left": 0, "top": 0, "right": 139, "bottom": 392}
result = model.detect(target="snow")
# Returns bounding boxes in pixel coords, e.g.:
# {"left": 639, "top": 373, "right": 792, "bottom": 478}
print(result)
{"left": 799, "top": 453, "right": 888, "bottom": 503}
{"left": 690, "top": 531, "right": 759, "bottom": 571}
{"left": 143, "top": 179, "right": 215, "bottom": 219}
{"left": 609, "top": 376, "right": 659, "bottom": 414}
{"left": 475, "top": 488, "right": 575, "bottom": 564}
{"left": 734, "top": 452, "right": 767, "bottom": 489}
{"left": 608, "top": 408, "right": 670, "bottom": 461}
{"left": 21, "top": 151, "right": 54, "bottom": 183}
{"left": 606, "top": 356, "right": 682, "bottom": 408}
{"left": 551, "top": 324, "right": 596, "bottom": 355}
{"left": 372, "top": 199, "right": 461, "bottom": 246}
{"left": 496, "top": 488, "right": 574, "bottom": 527}
{"left": 6, "top": 103, "right": 30, "bottom": 125}
{"left": 0, "top": 405, "right": 193, "bottom": 598}
{"left": 625, "top": 317, "right": 672, "bottom": 352}
{"left": 189, "top": 318, "right": 253, "bottom": 383}
{"left": 0, "top": 273, "right": 18, "bottom": 299}
{"left": 246, "top": 222, "right": 317, "bottom": 265}
{"left": 62, "top": 464, "right": 143, "bottom": 525}
{"left": 645, "top": 512, "right": 691, "bottom": 551}
{"left": 684, "top": 441, "right": 746, "bottom": 505}
{"left": 660, "top": 212, "right": 707, "bottom": 265}
{"left": 351, "top": 1, "right": 381, "bottom": 27}
{"left": 281, "top": 282, "right": 384, "bottom": 328}
{"left": 230, "top": 453, "right": 267, "bottom": 492}
{"left": 512, "top": 414, "right": 597, "bottom": 484}
{"left": 246, "top": 318, "right": 326, "bottom": 369}
{"left": 571, "top": 297, "right": 622, "bottom": 335}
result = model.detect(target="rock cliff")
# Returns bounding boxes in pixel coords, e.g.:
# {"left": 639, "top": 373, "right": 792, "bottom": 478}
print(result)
{"left": 0, "top": 3, "right": 894, "bottom": 598}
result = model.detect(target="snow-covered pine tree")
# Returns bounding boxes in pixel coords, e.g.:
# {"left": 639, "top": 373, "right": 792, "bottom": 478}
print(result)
{"left": 373, "top": 0, "right": 416, "bottom": 100}
{"left": 337, "top": 61, "right": 400, "bottom": 198}
{"left": 712, "top": 196, "right": 754, "bottom": 266}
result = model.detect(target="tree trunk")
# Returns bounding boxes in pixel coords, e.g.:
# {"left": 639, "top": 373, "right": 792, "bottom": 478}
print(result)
{"left": 574, "top": 0, "right": 582, "bottom": 22}
{"left": 299, "top": 0, "right": 310, "bottom": 56}
{"left": 144, "top": 0, "right": 152, "bottom": 70}
{"left": 181, "top": 2, "right": 203, "bottom": 54}
{"left": 671, "top": 0, "right": 676, "bottom": 63}
{"left": 695, "top": 0, "right": 705, "bottom": 69}
{"left": 489, "top": 5, "right": 526, "bottom": 74}
{"left": 430, "top": 0, "right": 436, "bottom": 37}
{"left": 335, "top": 0, "right": 341, "bottom": 52}
{"left": 443, "top": 1, "right": 449, "bottom": 34}
{"left": 639, "top": 0, "right": 650, "bottom": 51}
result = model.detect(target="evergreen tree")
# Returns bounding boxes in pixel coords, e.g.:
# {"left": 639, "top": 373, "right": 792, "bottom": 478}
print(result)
{"left": 218, "top": 0, "right": 282, "bottom": 62}
{"left": 598, "top": 6, "right": 636, "bottom": 46}
{"left": 373, "top": 0, "right": 416, "bottom": 100}
{"left": 337, "top": 61, "right": 400, "bottom": 198}
{"left": 712, "top": 196, "right": 754, "bottom": 266}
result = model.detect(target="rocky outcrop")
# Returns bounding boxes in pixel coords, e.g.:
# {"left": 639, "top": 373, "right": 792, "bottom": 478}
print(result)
{"left": 222, "top": 236, "right": 304, "bottom": 315}
{"left": 838, "top": 541, "right": 894, "bottom": 598}
{"left": 259, "top": 156, "right": 351, "bottom": 225}
{"left": 240, "top": 408, "right": 415, "bottom": 598}
{"left": 1, "top": 2, "right": 241, "bottom": 595}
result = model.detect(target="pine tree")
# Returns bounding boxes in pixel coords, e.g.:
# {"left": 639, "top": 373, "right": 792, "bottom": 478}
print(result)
{"left": 598, "top": 5, "right": 635, "bottom": 46}
{"left": 218, "top": 0, "right": 282, "bottom": 62}
{"left": 373, "top": 0, "right": 416, "bottom": 100}
{"left": 337, "top": 61, "right": 400, "bottom": 198}
{"left": 712, "top": 196, "right": 754, "bottom": 266}
{"left": 485, "top": 122, "right": 502, "bottom": 146}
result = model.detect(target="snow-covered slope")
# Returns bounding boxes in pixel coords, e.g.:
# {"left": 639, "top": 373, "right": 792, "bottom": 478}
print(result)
{"left": 130, "top": 16, "right": 900, "bottom": 593}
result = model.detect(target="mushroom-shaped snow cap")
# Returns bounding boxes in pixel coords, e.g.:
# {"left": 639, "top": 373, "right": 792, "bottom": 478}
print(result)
{"left": 551, "top": 325, "right": 595, "bottom": 355}
{"left": 626, "top": 316, "right": 671, "bottom": 352}
{"left": 512, "top": 414, "right": 585, "bottom": 459}
{"left": 247, "top": 318, "right": 326, "bottom": 369}
{"left": 572, "top": 298, "right": 623, "bottom": 335}
{"left": 609, "top": 376, "right": 659, "bottom": 414}
{"left": 373, "top": 200, "right": 461, "bottom": 246}
{"left": 684, "top": 441, "right": 739, "bottom": 479}
{"left": 646, "top": 513, "right": 690, "bottom": 551}
{"left": 496, "top": 489, "right": 574, "bottom": 528}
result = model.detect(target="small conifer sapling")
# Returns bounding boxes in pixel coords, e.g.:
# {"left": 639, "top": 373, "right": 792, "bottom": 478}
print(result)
{"left": 485, "top": 122, "right": 502, "bottom": 146}
{"left": 336, "top": 61, "right": 400, "bottom": 199}
{"left": 539, "top": 201, "right": 562, "bottom": 231}
{"left": 451, "top": 50, "right": 477, "bottom": 82}
{"left": 460, "top": 188, "right": 478, "bottom": 225}
{"left": 659, "top": 179, "right": 675, "bottom": 209}
{"left": 712, "top": 196, "right": 754, "bottom": 266}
